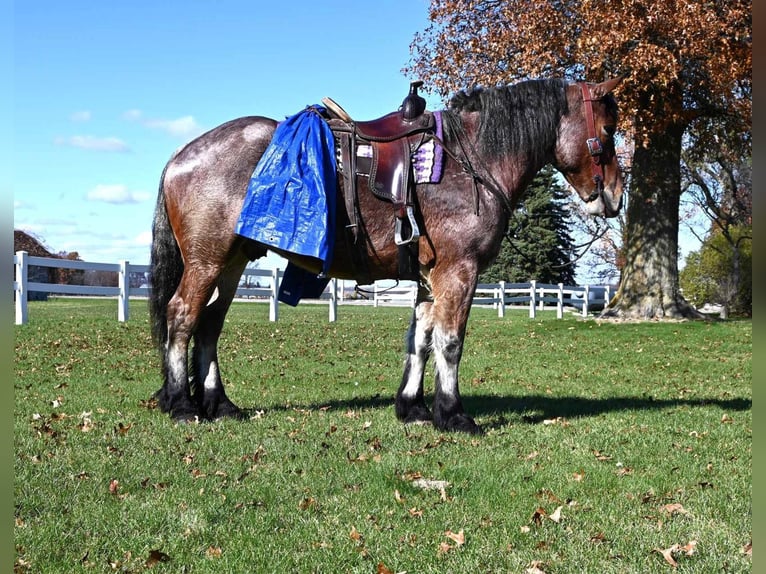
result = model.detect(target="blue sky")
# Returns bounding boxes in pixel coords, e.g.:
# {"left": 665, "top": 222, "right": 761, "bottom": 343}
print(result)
{"left": 12, "top": 0, "right": 439, "bottom": 269}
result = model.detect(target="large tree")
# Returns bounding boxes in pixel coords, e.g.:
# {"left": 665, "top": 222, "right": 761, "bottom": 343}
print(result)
{"left": 407, "top": 0, "right": 751, "bottom": 319}
{"left": 480, "top": 165, "right": 578, "bottom": 285}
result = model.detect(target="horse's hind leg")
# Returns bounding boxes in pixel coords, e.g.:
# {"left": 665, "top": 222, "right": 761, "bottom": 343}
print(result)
{"left": 191, "top": 258, "right": 250, "bottom": 420}
{"left": 395, "top": 292, "right": 434, "bottom": 424}
{"left": 157, "top": 268, "right": 220, "bottom": 422}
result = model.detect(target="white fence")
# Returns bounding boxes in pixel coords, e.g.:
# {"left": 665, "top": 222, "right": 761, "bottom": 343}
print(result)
{"left": 13, "top": 251, "right": 611, "bottom": 325}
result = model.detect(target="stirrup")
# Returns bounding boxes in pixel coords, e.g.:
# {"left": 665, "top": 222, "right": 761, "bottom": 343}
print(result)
{"left": 395, "top": 205, "right": 420, "bottom": 245}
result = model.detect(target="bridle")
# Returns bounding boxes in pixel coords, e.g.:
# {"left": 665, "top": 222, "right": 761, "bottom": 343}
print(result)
{"left": 580, "top": 82, "right": 607, "bottom": 202}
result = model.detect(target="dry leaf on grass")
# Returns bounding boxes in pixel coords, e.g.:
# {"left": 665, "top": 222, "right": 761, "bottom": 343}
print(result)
{"left": 145, "top": 550, "right": 170, "bottom": 567}
{"left": 445, "top": 529, "right": 465, "bottom": 546}
{"left": 660, "top": 502, "right": 689, "bottom": 516}
{"left": 654, "top": 540, "right": 698, "bottom": 567}
{"left": 525, "top": 560, "right": 547, "bottom": 574}
{"left": 549, "top": 505, "right": 563, "bottom": 523}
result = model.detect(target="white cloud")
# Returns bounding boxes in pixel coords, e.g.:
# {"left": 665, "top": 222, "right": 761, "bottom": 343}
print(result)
{"left": 144, "top": 115, "right": 203, "bottom": 138}
{"left": 123, "top": 108, "right": 203, "bottom": 139}
{"left": 122, "top": 109, "right": 143, "bottom": 121}
{"left": 70, "top": 110, "right": 92, "bottom": 122}
{"left": 86, "top": 184, "right": 151, "bottom": 204}
{"left": 134, "top": 230, "right": 153, "bottom": 246}
{"left": 54, "top": 135, "right": 130, "bottom": 153}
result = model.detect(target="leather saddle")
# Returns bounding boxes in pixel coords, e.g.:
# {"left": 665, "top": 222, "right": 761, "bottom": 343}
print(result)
{"left": 323, "top": 81, "right": 435, "bottom": 280}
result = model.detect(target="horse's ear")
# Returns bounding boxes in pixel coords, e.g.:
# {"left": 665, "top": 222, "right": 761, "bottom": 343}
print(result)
{"left": 591, "top": 76, "right": 625, "bottom": 99}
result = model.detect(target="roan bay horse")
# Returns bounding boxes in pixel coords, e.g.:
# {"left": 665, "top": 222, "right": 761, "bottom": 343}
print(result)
{"left": 149, "top": 77, "right": 623, "bottom": 434}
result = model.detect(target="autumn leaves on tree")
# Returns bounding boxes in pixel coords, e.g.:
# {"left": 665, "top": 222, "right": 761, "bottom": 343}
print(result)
{"left": 407, "top": 0, "right": 751, "bottom": 318}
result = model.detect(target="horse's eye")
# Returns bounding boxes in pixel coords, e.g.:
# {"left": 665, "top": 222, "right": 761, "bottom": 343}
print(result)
{"left": 602, "top": 125, "right": 616, "bottom": 138}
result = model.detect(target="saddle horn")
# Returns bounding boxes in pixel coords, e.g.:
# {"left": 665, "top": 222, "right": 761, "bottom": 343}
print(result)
{"left": 401, "top": 81, "right": 426, "bottom": 121}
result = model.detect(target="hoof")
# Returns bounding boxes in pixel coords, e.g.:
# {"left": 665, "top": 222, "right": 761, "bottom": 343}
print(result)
{"left": 396, "top": 402, "right": 433, "bottom": 425}
{"left": 440, "top": 413, "right": 484, "bottom": 435}
{"left": 210, "top": 398, "right": 245, "bottom": 421}
{"left": 171, "top": 404, "right": 201, "bottom": 424}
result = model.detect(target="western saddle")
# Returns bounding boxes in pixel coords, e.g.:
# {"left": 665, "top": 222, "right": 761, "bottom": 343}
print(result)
{"left": 322, "top": 81, "right": 435, "bottom": 280}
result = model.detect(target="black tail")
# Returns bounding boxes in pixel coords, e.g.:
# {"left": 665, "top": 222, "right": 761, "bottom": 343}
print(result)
{"left": 148, "top": 163, "right": 184, "bottom": 354}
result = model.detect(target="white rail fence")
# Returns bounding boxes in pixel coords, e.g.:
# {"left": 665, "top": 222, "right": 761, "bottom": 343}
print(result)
{"left": 13, "top": 251, "right": 611, "bottom": 325}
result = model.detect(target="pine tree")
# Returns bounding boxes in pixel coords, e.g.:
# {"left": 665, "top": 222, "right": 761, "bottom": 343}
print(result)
{"left": 480, "top": 166, "right": 577, "bottom": 285}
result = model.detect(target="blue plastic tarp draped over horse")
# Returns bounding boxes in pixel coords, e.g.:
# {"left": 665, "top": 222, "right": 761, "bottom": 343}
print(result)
{"left": 234, "top": 105, "right": 336, "bottom": 304}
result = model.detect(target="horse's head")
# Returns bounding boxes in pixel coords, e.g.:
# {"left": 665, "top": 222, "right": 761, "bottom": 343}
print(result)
{"left": 555, "top": 77, "right": 624, "bottom": 218}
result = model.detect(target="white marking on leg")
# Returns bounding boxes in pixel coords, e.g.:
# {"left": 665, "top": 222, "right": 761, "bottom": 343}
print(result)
{"left": 167, "top": 340, "right": 188, "bottom": 390}
{"left": 207, "top": 287, "right": 219, "bottom": 306}
{"left": 433, "top": 326, "right": 459, "bottom": 398}
{"left": 401, "top": 305, "right": 432, "bottom": 399}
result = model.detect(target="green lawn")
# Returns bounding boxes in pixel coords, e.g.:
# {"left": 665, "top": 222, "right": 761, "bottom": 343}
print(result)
{"left": 15, "top": 299, "right": 752, "bottom": 573}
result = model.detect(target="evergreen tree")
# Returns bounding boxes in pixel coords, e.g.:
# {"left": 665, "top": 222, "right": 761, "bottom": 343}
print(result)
{"left": 480, "top": 165, "right": 578, "bottom": 285}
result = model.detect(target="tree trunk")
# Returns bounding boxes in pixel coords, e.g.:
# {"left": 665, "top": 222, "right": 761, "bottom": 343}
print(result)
{"left": 603, "top": 111, "right": 703, "bottom": 319}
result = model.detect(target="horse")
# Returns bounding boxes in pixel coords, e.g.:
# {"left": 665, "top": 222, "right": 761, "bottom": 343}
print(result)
{"left": 148, "top": 77, "right": 624, "bottom": 434}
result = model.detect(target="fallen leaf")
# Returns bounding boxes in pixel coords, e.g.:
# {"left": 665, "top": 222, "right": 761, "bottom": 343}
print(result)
{"left": 437, "top": 541, "right": 453, "bottom": 554}
{"left": 108, "top": 479, "right": 120, "bottom": 495}
{"left": 408, "top": 507, "right": 423, "bottom": 518}
{"left": 680, "top": 540, "right": 697, "bottom": 556}
{"left": 145, "top": 549, "right": 170, "bottom": 567}
{"left": 525, "top": 560, "right": 547, "bottom": 574}
{"left": 377, "top": 563, "right": 394, "bottom": 574}
{"left": 349, "top": 526, "right": 362, "bottom": 542}
{"left": 549, "top": 506, "right": 563, "bottom": 523}
{"left": 655, "top": 545, "right": 679, "bottom": 567}
{"left": 205, "top": 546, "right": 222, "bottom": 557}
{"left": 721, "top": 414, "right": 733, "bottom": 423}
{"left": 445, "top": 529, "right": 465, "bottom": 546}
{"left": 743, "top": 541, "right": 752, "bottom": 556}
{"left": 593, "top": 450, "right": 613, "bottom": 461}
{"left": 660, "top": 503, "right": 689, "bottom": 516}
{"left": 531, "top": 507, "right": 547, "bottom": 526}
{"left": 299, "top": 497, "right": 316, "bottom": 510}
{"left": 394, "top": 489, "right": 404, "bottom": 503}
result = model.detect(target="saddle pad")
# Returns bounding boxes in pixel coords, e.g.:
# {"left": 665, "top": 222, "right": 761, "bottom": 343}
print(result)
{"left": 412, "top": 111, "right": 444, "bottom": 184}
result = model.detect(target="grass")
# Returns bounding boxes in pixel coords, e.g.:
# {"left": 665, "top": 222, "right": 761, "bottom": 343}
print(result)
{"left": 14, "top": 299, "right": 752, "bottom": 573}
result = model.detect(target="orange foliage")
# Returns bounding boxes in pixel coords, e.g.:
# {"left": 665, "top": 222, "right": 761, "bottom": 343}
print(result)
{"left": 407, "top": 0, "right": 751, "bottom": 140}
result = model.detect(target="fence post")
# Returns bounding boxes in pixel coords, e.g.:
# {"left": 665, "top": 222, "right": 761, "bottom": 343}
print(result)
{"left": 582, "top": 284, "right": 590, "bottom": 317}
{"left": 373, "top": 284, "right": 380, "bottom": 308}
{"left": 118, "top": 260, "right": 129, "bottom": 322}
{"left": 498, "top": 281, "right": 505, "bottom": 318}
{"left": 329, "top": 277, "right": 337, "bottom": 322}
{"left": 269, "top": 268, "right": 280, "bottom": 322}
{"left": 15, "top": 251, "right": 29, "bottom": 325}
{"left": 604, "top": 284, "right": 611, "bottom": 308}
{"left": 528, "top": 280, "right": 536, "bottom": 319}
{"left": 557, "top": 283, "right": 564, "bottom": 319}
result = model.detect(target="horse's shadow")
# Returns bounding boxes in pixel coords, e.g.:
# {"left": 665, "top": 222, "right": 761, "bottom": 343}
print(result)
{"left": 243, "top": 393, "right": 751, "bottom": 429}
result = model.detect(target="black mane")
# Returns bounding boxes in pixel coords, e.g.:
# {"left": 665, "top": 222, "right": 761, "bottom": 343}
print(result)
{"left": 442, "top": 78, "right": 570, "bottom": 165}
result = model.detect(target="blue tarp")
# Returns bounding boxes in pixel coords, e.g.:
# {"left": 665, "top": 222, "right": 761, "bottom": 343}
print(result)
{"left": 235, "top": 105, "right": 337, "bottom": 276}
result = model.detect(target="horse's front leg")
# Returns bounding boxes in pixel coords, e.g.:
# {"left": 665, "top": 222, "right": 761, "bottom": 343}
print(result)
{"left": 395, "top": 294, "right": 434, "bottom": 424}
{"left": 430, "top": 269, "right": 483, "bottom": 434}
